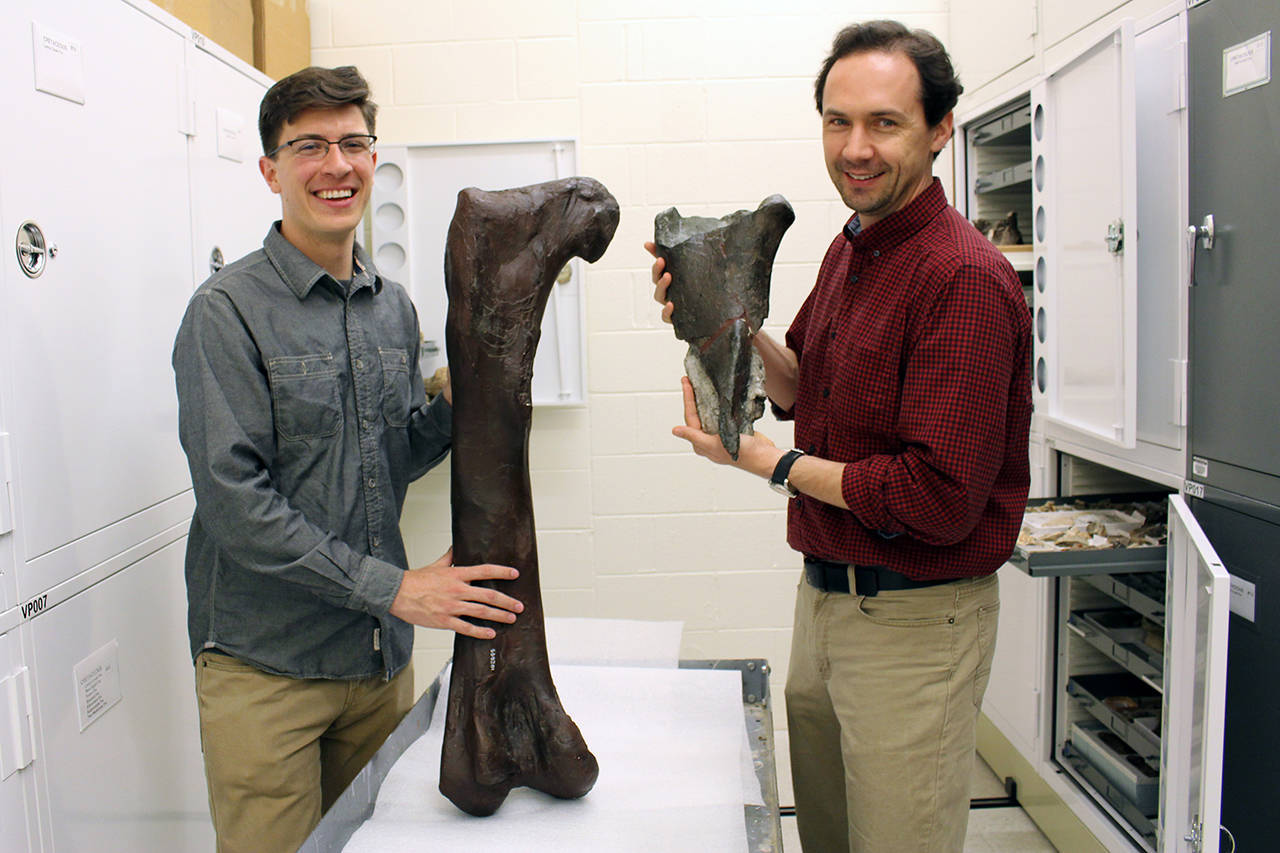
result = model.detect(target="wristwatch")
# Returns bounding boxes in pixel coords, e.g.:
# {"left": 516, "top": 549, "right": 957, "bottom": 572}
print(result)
{"left": 769, "top": 449, "right": 805, "bottom": 498}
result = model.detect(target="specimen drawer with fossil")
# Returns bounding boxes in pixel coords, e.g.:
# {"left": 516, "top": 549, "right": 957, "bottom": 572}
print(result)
{"left": 1008, "top": 494, "right": 1169, "bottom": 577}
{"left": 1066, "top": 672, "right": 1162, "bottom": 760}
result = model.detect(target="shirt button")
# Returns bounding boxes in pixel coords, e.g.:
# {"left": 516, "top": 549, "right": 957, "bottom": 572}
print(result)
{"left": 850, "top": 275, "right": 858, "bottom": 284}
{"left": 355, "top": 359, "right": 364, "bottom": 370}
{"left": 829, "top": 329, "right": 837, "bottom": 340}
{"left": 362, "top": 419, "right": 371, "bottom": 430}
{"left": 372, "top": 536, "right": 381, "bottom": 547}
{"left": 367, "top": 478, "right": 376, "bottom": 489}
{"left": 872, "top": 249, "right": 880, "bottom": 258}
{"left": 822, "top": 388, "right": 830, "bottom": 398}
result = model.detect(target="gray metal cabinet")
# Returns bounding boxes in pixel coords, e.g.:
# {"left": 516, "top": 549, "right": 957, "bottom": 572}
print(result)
{"left": 1186, "top": 2, "right": 1280, "bottom": 850}
{"left": 1186, "top": 2, "right": 1280, "bottom": 509}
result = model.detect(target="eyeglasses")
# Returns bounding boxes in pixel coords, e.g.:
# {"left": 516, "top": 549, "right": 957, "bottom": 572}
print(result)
{"left": 267, "top": 134, "right": 377, "bottom": 160}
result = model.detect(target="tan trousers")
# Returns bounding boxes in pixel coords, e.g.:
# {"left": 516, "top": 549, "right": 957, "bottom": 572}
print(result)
{"left": 785, "top": 571, "right": 999, "bottom": 853}
{"left": 194, "top": 651, "right": 414, "bottom": 853}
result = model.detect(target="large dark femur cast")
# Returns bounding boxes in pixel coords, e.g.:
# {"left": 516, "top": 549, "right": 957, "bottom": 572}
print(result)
{"left": 440, "top": 177, "right": 619, "bottom": 817}
{"left": 653, "top": 196, "right": 794, "bottom": 458}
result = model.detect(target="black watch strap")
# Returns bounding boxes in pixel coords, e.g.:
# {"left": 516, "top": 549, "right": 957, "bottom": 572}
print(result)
{"left": 769, "top": 449, "right": 805, "bottom": 497}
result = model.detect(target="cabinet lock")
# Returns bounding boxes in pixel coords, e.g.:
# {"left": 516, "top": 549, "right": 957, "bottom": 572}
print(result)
{"left": 16, "top": 221, "right": 51, "bottom": 278}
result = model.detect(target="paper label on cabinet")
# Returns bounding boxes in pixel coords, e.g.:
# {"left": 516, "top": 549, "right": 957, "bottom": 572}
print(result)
{"left": 216, "top": 108, "right": 245, "bottom": 163}
{"left": 74, "top": 640, "right": 122, "bottom": 732}
{"left": 1192, "top": 457, "right": 1209, "bottom": 478}
{"left": 1229, "top": 575, "right": 1256, "bottom": 623}
{"left": 1223, "top": 31, "right": 1271, "bottom": 98}
{"left": 32, "top": 22, "right": 86, "bottom": 105}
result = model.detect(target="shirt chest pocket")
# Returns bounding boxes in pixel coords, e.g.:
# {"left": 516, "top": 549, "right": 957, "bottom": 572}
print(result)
{"left": 379, "top": 347, "right": 412, "bottom": 428}
{"left": 267, "top": 353, "right": 342, "bottom": 441}
{"left": 831, "top": 344, "right": 900, "bottom": 430}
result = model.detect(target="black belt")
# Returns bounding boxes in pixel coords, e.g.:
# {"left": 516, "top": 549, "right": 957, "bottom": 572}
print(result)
{"left": 803, "top": 557, "right": 956, "bottom": 597}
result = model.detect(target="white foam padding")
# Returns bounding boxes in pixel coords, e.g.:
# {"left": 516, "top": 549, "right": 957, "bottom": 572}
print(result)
{"left": 342, "top": 663, "right": 760, "bottom": 852}
{"left": 544, "top": 617, "right": 684, "bottom": 668}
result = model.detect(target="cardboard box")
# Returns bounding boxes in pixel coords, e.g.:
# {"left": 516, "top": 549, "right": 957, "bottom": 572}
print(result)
{"left": 252, "top": 0, "right": 311, "bottom": 81}
{"left": 151, "top": 0, "right": 255, "bottom": 67}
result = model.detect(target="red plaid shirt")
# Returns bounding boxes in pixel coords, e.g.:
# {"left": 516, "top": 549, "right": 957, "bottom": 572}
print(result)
{"left": 778, "top": 179, "right": 1032, "bottom": 580}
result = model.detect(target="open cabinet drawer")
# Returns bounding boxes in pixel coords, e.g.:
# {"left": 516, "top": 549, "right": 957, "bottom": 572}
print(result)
{"left": 1009, "top": 493, "right": 1169, "bottom": 577}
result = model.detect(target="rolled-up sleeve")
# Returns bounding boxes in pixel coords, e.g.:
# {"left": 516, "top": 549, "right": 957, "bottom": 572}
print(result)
{"left": 841, "top": 266, "right": 1017, "bottom": 546}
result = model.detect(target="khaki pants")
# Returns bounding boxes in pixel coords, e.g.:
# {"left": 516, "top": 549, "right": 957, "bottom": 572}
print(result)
{"left": 785, "top": 572, "right": 999, "bottom": 853}
{"left": 194, "top": 651, "right": 414, "bottom": 853}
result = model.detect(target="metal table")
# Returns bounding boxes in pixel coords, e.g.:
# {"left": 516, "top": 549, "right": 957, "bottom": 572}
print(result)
{"left": 298, "top": 658, "right": 782, "bottom": 853}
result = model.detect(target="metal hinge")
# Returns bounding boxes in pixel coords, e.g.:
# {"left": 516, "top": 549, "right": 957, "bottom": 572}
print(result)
{"left": 1171, "top": 358, "right": 1188, "bottom": 427}
{"left": 1183, "top": 814, "right": 1203, "bottom": 852}
{"left": 178, "top": 39, "right": 197, "bottom": 137}
{"left": 0, "top": 667, "right": 35, "bottom": 780}
{"left": 0, "top": 432, "right": 13, "bottom": 536}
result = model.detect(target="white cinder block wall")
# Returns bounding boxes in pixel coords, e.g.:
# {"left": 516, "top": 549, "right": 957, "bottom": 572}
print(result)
{"left": 308, "top": 0, "right": 954, "bottom": 803}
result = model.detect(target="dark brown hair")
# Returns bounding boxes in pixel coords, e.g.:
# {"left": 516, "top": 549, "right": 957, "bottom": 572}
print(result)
{"left": 814, "top": 20, "right": 962, "bottom": 128}
{"left": 258, "top": 66, "right": 378, "bottom": 155}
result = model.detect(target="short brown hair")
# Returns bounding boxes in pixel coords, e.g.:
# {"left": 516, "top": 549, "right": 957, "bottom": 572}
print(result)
{"left": 814, "top": 20, "right": 962, "bottom": 128}
{"left": 258, "top": 66, "right": 378, "bottom": 155}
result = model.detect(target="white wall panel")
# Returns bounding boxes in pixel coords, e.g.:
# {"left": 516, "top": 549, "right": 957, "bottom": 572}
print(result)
{"left": 516, "top": 39, "right": 579, "bottom": 100}
{"left": 456, "top": 100, "right": 579, "bottom": 141}
{"left": 369, "top": 141, "right": 588, "bottom": 405}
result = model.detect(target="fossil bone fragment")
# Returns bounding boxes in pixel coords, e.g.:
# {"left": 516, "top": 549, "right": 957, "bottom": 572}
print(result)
{"left": 440, "top": 177, "right": 619, "bottom": 817}
{"left": 972, "top": 210, "right": 1023, "bottom": 245}
{"left": 653, "top": 195, "right": 794, "bottom": 458}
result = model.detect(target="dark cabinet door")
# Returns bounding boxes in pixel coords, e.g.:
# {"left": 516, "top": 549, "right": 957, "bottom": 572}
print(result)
{"left": 1187, "top": 1, "right": 1280, "bottom": 506}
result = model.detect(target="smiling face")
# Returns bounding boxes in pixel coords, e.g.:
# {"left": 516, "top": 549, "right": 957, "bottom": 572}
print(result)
{"left": 259, "top": 104, "right": 375, "bottom": 271}
{"left": 821, "top": 50, "right": 953, "bottom": 229}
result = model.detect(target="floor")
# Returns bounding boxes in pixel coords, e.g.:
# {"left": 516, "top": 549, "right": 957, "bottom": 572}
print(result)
{"left": 777, "top": 754, "right": 1058, "bottom": 852}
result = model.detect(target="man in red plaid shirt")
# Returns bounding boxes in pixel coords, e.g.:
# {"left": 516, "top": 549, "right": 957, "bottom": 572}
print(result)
{"left": 649, "top": 20, "right": 1032, "bottom": 853}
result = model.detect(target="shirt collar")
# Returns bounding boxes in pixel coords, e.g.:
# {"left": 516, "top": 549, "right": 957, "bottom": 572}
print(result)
{"left": 841, "top": 177, "right": 948, "bottom": 252}
{"left": 263, "top": 222, "right": 383, "bottom": 299}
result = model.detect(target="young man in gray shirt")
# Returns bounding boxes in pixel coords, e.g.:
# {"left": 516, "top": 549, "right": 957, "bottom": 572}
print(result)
{"left": 172, "top": 65, "right": 523, "bottom": 853}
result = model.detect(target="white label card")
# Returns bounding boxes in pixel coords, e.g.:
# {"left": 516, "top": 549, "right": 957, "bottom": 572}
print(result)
{"left": 1229, "top": 575, "right": 1256, "bottom": 622}
{"left": 32, "top": 22, "right": 85, "bottom": 105}
{"left": 1223, "top": 31, "right": 1271, "bottom": 98}
{"left": 74, "top": 640, "right": 122, "bottom": 732}
{"left": 216, "top": 107, "right": 245, "bottom": 163}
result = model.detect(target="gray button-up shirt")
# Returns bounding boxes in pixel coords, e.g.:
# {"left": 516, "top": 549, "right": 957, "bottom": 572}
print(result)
{"left": 173, "top": 224, "right": 451, "bottom": 680}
